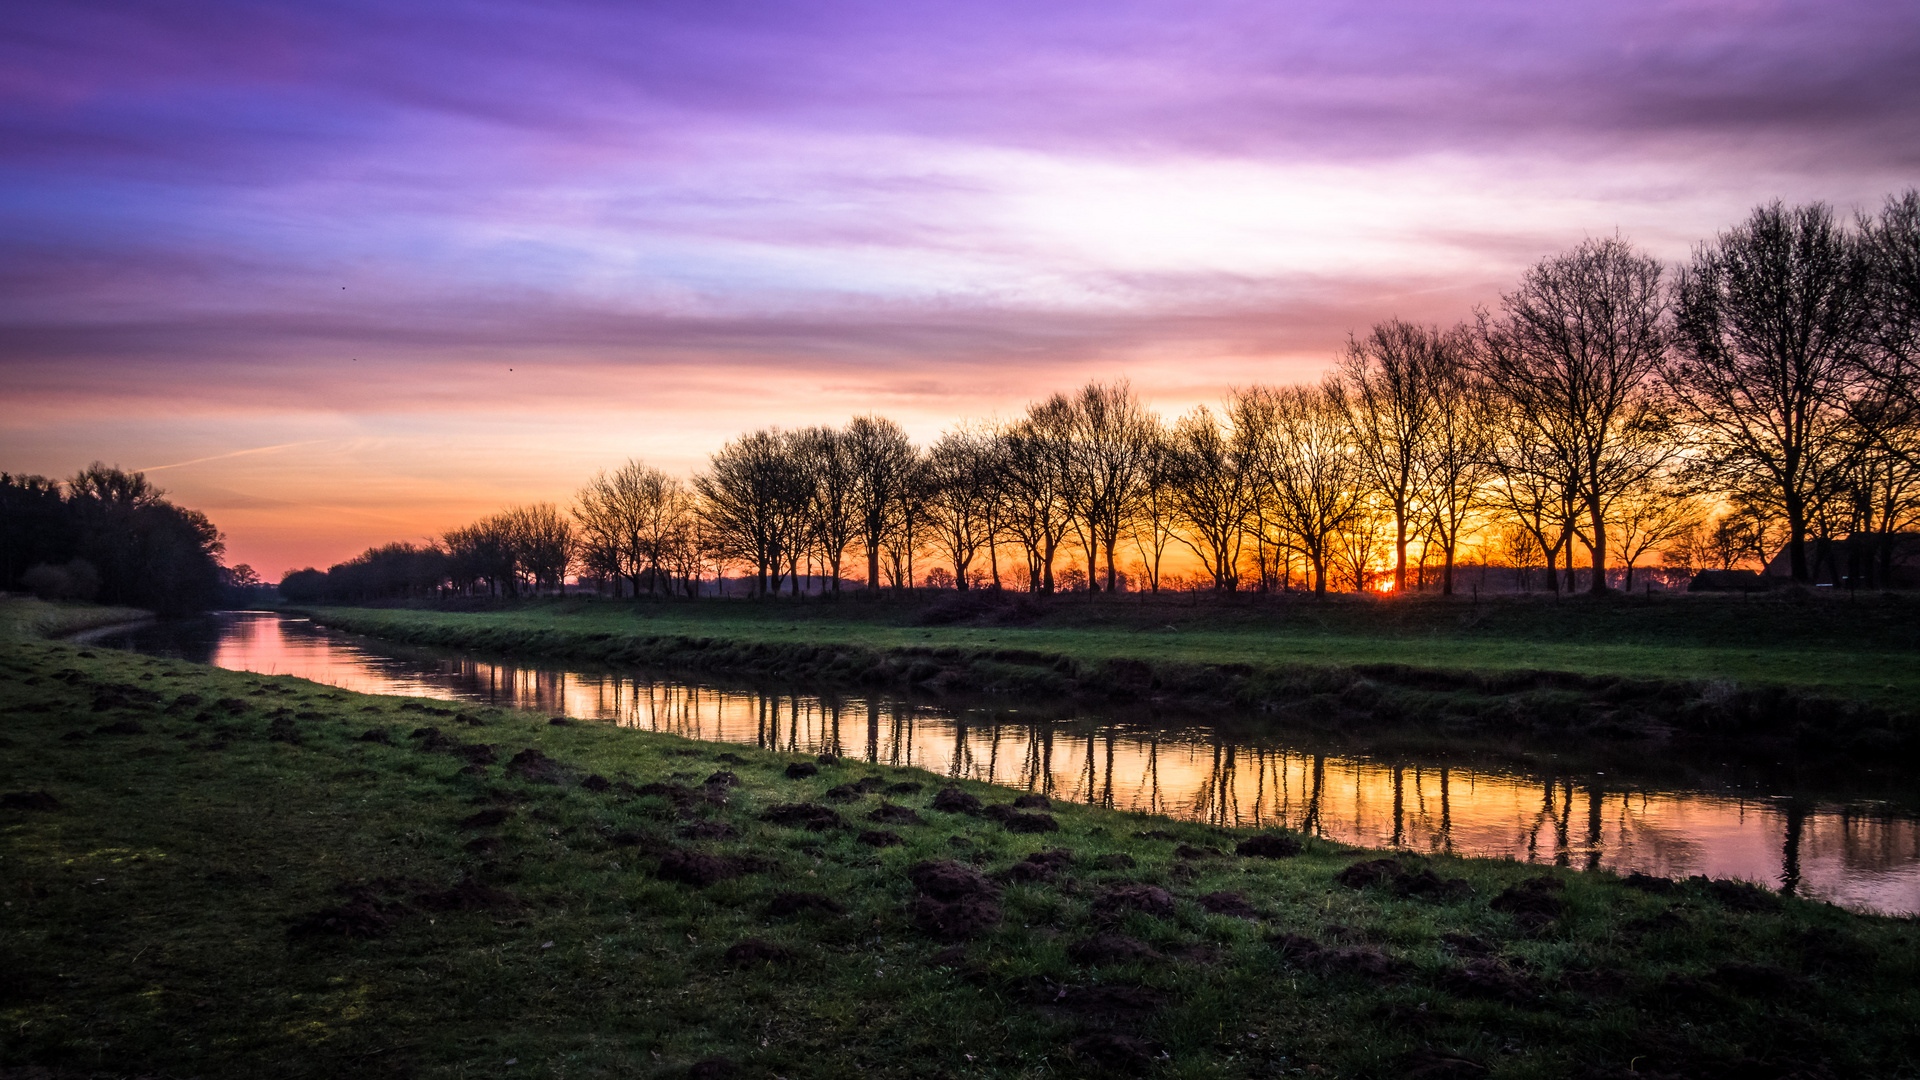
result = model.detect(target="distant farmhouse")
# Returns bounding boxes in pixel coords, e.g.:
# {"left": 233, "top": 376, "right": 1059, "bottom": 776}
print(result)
{"left": 1757, "top": 532, "right": 1920, "bottom": 589}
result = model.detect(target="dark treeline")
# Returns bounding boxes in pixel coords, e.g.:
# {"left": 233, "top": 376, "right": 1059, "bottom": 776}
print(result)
{"left": 0, "top": 463, "right": 232, "bottom": 614}
{"left": 288, "top": 193, "right": 1920, "bottom": 603}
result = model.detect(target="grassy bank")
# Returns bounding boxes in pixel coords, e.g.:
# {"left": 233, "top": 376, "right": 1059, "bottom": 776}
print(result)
{"left": 1, "top": 597, "right": 152, "bottom": 640}
{"left": 4, "top": 604, "right": 1918, "bottom": 1078}
{"left": 304, "top": 592, "right": 1920, "bottom": 762}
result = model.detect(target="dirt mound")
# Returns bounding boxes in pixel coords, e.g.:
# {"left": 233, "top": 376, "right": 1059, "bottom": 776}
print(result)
{"left": 1270, "top": 933, "right": 1408, "bottom": 982}
{"left": 1442, "top": 959, "right": 1541, "bottom": 1005}
{"left": 1713, "top": 961, "right": 1796, "bottom": 998}
{"left": 464, "top": 836, "right": 501, "bottom": 855}
{"left": 1046, "top": 983, "right": 1168, "bottom": 1021}
{"left": 1, "top": 791, "right": 60, "bottom": 811}
{"left": 1094, "top": 853, "right": 1136, "bottom": 870}
{"left": 505, "top": 747, "right": 573, "bottom": 784}
{"left": 859, "top": 830, "right": 903, "bottom": 847}
{"left": 1197, "top": 891, "right": 1258, "bottom": 918}
{"left": 1235, "top": 833, "right": 1302, "bottom": 859}
{"left": 868, "top": 802, "right": 923, "bottom": 826}
{"left": 547, "top": 716, "right": 572, "bottom": 726}
{"left": 355, "top": 728, "right": 393, "bottom": 744}
{"left": 93, "top": 720, "right": 146, "bottom": 735}
{"left": 1068, "top": 934, "right": 1164, "bottom": 965}
{"left": 725, "top": 939, "right": 797, "bottom": 967}
{"left": 885, "top": 781, "right": 923, "bottom": 795}
{"left": 1336, "top": 858, "right": 1473, "bottom": 900}
{"left": 458, "top": 808, "right": 511, "bottom": 829}
{"left": 907, "top": 859, "right": 1003, "bottom": 939}
{"left": 784, "top": 762, "right": 819, "bottom": 779}
{"left": 1092, "top": 884, "right": 1175, "bottom": 921}
{"left": 932, "top": 786, "right": 983, "bottom": 813}
{"left": 1490, "top": 876, "right": 1566, "bottom": 928}
{"left": 1441, "top": 932, "right": 1494, "bottom": 958}
{"left": 414, "top": 879, "right": 520, "bottom": 912}
{"left": 1003, "top": 812, "right": 1059, "bottom": 834}
{"left": 705, "top": 770, "right": 740, "bottom": 787}
{"left": 656, "top": 850, "right": 744, "bottom": 887}
{"left": 850, "top": 776, "right": 888, "bottom": 793}
{"left": 1622, "top": 871, "right": 1677, "bottom": 894}
{"left": 1012, "top": 793, "right": 1051, "bottom": 809}
{"left": 760, "top": 803, "right": 842, "bottom": 831}
{"left": 823, "top": 784, "right": 863, "bottom": 803}
{"left": 289, "top": 886, "right": 407, "bottom": 940}
{"left": 581, "top": 774, "right": 611, "bottom": 792}
{"left": 767, "top": 891, "right": 847, "bottom": 918}
{"left": 1066, "top": 1032, "right": 1161, "bottom": 1071}
{"left": 1691, "top": 876, "right": 1780, "bottom": 912}
{"left": 1175, "top": 843, "right": 1223, "bottom": 859}
{"left": 1001, "top": 849, "right": 1073, "bottom": 883}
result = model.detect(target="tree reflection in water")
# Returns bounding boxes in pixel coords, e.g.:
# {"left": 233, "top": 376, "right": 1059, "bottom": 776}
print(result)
{"left": 100, "top": 612, "right": 1920, "bottom": 916}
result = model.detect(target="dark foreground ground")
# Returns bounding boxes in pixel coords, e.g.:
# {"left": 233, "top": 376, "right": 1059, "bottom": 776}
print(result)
{"left": 2, "top": 617, "right": 1918, "bottom": 1079}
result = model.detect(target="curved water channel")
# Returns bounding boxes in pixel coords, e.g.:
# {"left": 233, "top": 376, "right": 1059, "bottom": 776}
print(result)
{"left": 99, "top": 611, "right": 1920, "bottom": 916}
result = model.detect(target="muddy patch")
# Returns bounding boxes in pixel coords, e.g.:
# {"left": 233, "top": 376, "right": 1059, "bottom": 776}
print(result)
{"left": 1270, "top": 933, "right": 1408, "bottom": 982}
{"left": 1197, "top": 891, "right": 1258, "bottom": 918}
{"left": 505, "top": 747, "right": 575, "bottom": 784}
{"left": 907, "top": 859, "right": 1003, "bottom": 939}
{"left": 783, "top": 762, "right": 819, "bottom": 779}
{"left": 1490, "top": 875, "right": 1566, "bottom": 930}
{"left": 458, "top": 808, "right": 512, "bottom": 829}
{"left": 859, "top": 829, "right": 903, "bottom": 847}
{"left": 1068, "top": 934, "right": 1164, "bottom": 965}
{"left": 760, "top": 803, "right": 842, "bottom": 831}
{"left": 656, "top": 850, "right": 746, "bottom": 888}
{"left": 932, "top": 786, "right": 983, "bottom": 814}
{"left": 1092, "top": 884, "right": 1175, "bottom": 922}
{"left": 1235, "top": 833, "right": 1302, "bottom": 859}
{"left": 1003, "top": 812, "right": 1059, "bottom": 834}
{"left": 1332, "top": 857, "right": 1470, "bottom": 899}
{"left": 1, "top": 790, "right": 61, "bottom": 811}
{"left": 867, "top": 802, "right": 924, "bottom": 826}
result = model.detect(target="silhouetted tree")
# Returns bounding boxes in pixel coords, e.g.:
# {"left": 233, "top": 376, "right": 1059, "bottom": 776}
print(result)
{"left": 1670, "top": 202, "right": 1876, "bottom": 582}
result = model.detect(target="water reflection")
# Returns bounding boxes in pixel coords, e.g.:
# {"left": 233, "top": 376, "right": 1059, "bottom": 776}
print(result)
{"left": 104, "top": 612, "right": 1920, "bottom": 916}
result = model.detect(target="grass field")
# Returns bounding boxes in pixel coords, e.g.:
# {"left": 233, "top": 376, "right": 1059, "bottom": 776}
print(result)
{"left": 4, "top": 602, "right": 1918, "bottom": 1078}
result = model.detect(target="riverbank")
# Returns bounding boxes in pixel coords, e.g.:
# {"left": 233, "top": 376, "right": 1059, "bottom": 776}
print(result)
{"left": 3, "top": 615, "right": 1916, "bottom": 1078}
{"left": 303, "top": 592, "right": 1920, "bottom": 767}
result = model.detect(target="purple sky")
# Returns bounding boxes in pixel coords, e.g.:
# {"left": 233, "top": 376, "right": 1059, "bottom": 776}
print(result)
{"left": 4, "top": 0, "right": 1917, "bottom": 574}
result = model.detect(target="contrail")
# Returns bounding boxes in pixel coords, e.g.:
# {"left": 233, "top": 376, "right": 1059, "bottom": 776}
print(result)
{"left": 136, "top": 440, "right": 326, "bottom": 473}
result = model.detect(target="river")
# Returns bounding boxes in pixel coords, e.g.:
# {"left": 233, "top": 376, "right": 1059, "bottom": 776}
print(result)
{"left": 97, "top": 610, "right": 1920, "bottom": 916}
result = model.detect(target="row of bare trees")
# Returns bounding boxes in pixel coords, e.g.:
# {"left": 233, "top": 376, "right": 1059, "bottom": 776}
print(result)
{"left": 283, "top": 193, "right": 1920, "bottom": 601}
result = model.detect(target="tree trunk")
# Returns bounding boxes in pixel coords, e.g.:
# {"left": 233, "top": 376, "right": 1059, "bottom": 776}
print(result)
{"left": 1588, "top": 492, "right": 1609, "bottom": 594}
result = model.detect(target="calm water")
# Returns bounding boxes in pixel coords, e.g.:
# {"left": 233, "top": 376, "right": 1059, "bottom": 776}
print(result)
{"left": 99, "top": 611, "right": 1920, "bottom": 916}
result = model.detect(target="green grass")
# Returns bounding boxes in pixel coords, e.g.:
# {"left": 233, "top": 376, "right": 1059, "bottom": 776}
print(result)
{"left": 3, "top": 602, "right": 1918, "bottom": 1078}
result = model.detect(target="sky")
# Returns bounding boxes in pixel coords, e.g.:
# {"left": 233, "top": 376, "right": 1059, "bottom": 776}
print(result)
{"left": 4, "top": 0, "right": 1918, "bottom": 577}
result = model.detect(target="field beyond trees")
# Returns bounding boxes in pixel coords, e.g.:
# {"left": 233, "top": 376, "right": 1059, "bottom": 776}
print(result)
{"left": 3, "top": 607, "right": 1918, "bottom": 1079}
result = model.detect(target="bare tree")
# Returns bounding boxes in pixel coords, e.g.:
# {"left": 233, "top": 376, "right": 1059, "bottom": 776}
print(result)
{"left": 1067, "top": 380, "right": 1155, "bottom": 593}
{"left": 573, "top": 460, "right": 682, "bottom": 597}
{"left": 1480, "top": 235, "right": 1675, "bottom": 594}
{"left": 1418, "top": 331, "right": 1495, "bottom": 594}
{"left": 794, "top": 426, "right": 859, "bottom": 594}
{"left": 1237, "top": 382, "right": 1360, "bottom": 598}
{"left": 1669, "top": 202, "right": 1876, "bottom": 582}
{"left": 696, "top": 429, "right": 809, "bottom": 597}
{"left": 1165, "top": 405, "right": 1253, "bottom": 592}
{"left": 1610, "top": 483, "right": 1704, "bottom": 591}
{"left": 1128, "top": 420, "right": 1181, "bottom": 593}
{"left": 1338, "top": 320, "right": 1445, "bottom": 592}
{"left": 845, "top": 415, "right": 917, "bottom": 592}
{"left": 997, "top": 397, "right": 1078, "bottom": 593}
{"left": 508, "top": 503, "right": 575, "bottom": 594}
{"left": 1482, "top": 407, "right": 1581, "bottom": 595}
{"left": 1861, "top": 190, "right": 1920, "bottom": 418}
{"left": 925, "top": 429, "right": 997, "bottom": 590}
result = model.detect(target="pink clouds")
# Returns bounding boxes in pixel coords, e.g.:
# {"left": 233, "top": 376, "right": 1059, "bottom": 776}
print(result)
{"left": 3, "top": 0, "right": 1916, "bottom": 572}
